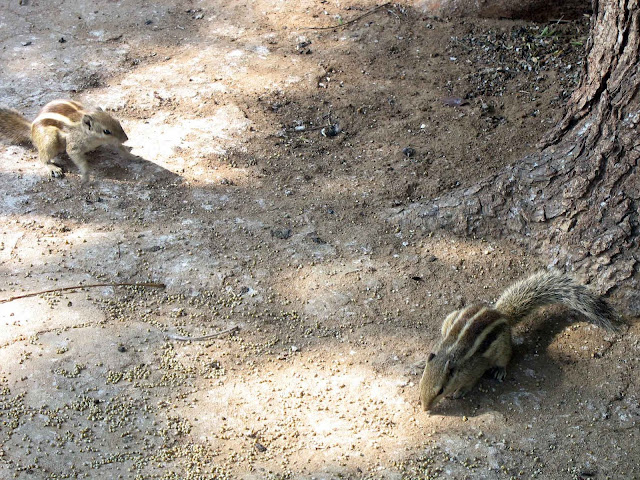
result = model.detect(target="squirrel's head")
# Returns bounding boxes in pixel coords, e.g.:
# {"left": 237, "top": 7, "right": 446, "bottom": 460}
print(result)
{"left": 420, "top": 304, "right": 511, "bottom": 411}
{"left": 82, "top": 109, "right": 128, "bottom": 145}
{"left": 418, "top": 350, "right": 458, "bottom": 411}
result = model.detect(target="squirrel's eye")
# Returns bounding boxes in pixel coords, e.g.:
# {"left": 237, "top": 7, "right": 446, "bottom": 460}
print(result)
{"left": 427, "top": 353, "right": 436, "bottom": 362}
{"left": 103, "top": 129, "right": 112, "bottom": 135}
{"left": 437, "top": 387, "right": 445, "bottom": 396}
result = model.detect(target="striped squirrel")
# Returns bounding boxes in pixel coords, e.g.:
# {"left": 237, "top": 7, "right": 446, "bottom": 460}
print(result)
{"left": 0, "top": 99, "right": 128, "bottom": 182}
{"left": 419, "top": 270, "right": 620, "bottom": 411}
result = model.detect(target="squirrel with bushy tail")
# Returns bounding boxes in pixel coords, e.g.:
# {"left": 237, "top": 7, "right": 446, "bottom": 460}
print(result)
{"left": 419, "top": 270, "right": 621, "bottom": 411}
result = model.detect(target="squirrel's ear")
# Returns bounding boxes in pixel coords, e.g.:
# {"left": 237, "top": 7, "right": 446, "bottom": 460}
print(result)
{"left": 82, "top": 114, "right": 93, "bottom": 130}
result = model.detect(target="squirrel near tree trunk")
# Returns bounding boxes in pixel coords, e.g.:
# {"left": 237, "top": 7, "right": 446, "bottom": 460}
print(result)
{"left": 419, "top": 270, "right": 621, "bottom": 412}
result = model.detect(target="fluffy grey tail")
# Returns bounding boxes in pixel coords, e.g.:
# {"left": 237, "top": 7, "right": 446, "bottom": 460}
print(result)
{"left": 0, "top": 107, "right": 32, "bottom": 144}
{"left": 495, "top": 270, "right": 620, "bottom": 331}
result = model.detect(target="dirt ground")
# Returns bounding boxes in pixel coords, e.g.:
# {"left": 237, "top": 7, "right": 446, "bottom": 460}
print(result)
{"left": 1, "top": 1, "right": 638, "bottom": 479}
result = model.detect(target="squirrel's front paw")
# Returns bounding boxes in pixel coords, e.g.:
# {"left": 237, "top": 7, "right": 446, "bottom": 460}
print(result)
{"left": 488, "top": 366, "right": 507, "bottom": 382}
{"left": 48, "top": 164, "right": 65, "bottom": 178}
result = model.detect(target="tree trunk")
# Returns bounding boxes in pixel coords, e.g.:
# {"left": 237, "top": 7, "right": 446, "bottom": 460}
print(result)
{"left": 390, "top": 0, "right": 640, "bottom": 314}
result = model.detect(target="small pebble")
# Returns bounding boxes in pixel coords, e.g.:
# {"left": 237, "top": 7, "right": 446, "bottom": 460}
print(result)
{"left": 402, "top": 147, "right": 415, "bottom": 158}
{"left": 321, "top": 124, "right": 341, "bottom": 137}
{"left": 271, "top": 228, "right": 292, "bottom": 240}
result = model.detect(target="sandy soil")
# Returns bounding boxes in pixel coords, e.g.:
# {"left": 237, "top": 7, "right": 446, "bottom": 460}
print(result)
{"left": 1, "top": 1, "right": 638, "bottom": 479}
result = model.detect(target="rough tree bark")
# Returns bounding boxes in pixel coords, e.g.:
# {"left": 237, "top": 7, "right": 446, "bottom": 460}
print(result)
{"left": 390, "top": 0, "right": 640, "bottom": 314}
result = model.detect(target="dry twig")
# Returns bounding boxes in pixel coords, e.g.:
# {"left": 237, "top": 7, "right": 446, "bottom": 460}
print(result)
{"left": 305, "top": 2, "right": 392, "bottom": 31}
{"left": 0, "top": 282, "right": 166, "bottom": 304}
{"left": 166, "top": 325, "right": 240, "bottom": 342}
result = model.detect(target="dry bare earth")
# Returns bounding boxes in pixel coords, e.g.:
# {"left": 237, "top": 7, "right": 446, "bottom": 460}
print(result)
{"left": 0, "top": 1, "right": 638, "bottom": 479}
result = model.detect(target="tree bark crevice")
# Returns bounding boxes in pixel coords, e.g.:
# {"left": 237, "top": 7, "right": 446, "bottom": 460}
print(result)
{"left": 541, "top": 0, "right": 639, "bottom": 149}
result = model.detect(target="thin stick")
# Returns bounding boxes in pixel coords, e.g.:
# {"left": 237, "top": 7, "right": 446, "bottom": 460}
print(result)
{"left": 287, "top": 124, "right": 327, "bottom": 134}
{"left": 166, "top": 325, "right": 240, "bottom": 342}
{"left": 305, "top": 2, "right": 392, "bottom": 31}
{"left": 0, "top": 282, "right": 166, "bottom": 304}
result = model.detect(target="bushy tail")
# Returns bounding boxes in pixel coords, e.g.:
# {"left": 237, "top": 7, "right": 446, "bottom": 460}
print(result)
{"left": 495, "top": 270, "right": 620, "bottom": 331}
{"left": 0, "top": 108, "right": 32, "bottom": 144}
